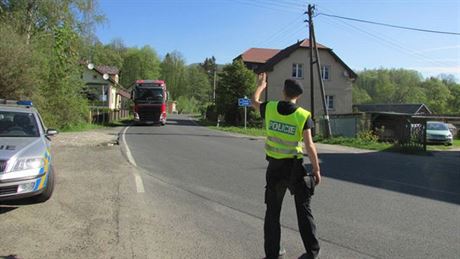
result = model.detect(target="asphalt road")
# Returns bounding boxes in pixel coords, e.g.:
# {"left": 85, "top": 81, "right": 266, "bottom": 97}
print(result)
{"left": 125, "top": 114, "right": 460, "bottom": 259}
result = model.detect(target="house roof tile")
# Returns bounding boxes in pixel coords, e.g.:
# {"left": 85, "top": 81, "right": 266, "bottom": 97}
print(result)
{"left": 257, "top": 39, "right": 358, "bottom": 78}
{"left": 238, "top": 48, "right": 281, "bottom": 64}
{"left": 95, "top": 65, "right": 119, "bottom": 75}
{"left": 353, "top": 104, "right": 432, "bottom": 115}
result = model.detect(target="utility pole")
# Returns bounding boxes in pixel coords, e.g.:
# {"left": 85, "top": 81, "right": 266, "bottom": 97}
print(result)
{"left": 307, "top": 4, "right": 315, "bottom": 128}
{"left": 306, "top": 4, "right": 332, "bottom": 138}
{"left": 213, "top": 68, "right": 217, "bottom": 104}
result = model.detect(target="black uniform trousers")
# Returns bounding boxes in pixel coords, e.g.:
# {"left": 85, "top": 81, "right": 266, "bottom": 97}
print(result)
{"left": 264, "top": 157, "right": 320, "bottom": 259}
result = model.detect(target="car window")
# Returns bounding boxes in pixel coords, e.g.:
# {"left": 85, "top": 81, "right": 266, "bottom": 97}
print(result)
{"left": 427, "top": 123, "right": 448, "bottom": 131}
{"left": 36, "top": 112, "right": 46, "bottom": 134}
{"left": 0, "top": 111, "right": 40, "bottom": 137}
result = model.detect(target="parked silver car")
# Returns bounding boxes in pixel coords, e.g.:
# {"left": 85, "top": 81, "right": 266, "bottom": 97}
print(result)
{"left": 0, "top": 101, "right": 57, "bottom": 202}
{"left": 426, "top": 121, "right": 453, "bottom": 145}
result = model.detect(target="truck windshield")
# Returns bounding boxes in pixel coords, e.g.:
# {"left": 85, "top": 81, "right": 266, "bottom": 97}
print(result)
{"left": 135, "top": 87, "right": 164, "bottom": 103}
{"left": 0, "top": 111, "right": 40, "bottom": 137}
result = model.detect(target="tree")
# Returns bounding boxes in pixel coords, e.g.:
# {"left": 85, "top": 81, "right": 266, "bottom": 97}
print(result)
{"left": 447, "top": 83, "right": 460, "bottom": 114}
{"left": 420, "top": 77, "right": 451, "bottom": 114}
{"left": 0, "top": 0, "right": 104, "bottom": 45}
{"left": 216, "top": 59, "right": 256, "bottom": 125}
{"left": 352, "top": 68, "right": 457, "bottom": 114}
{"left": 352, "top": 86, "right": 371, "bottom": 104}
{"left": 120, "top": 45, "right": 161, "bottom": 86}
{"left": 353, "top": 69, "right": 425, "bottom": 104}
{"left": 160, "top": 51, "right": 187, "bottom": 100}
{"left": 439, "top": 74, "right": 460, "bottom": 114}
{"left": 185, "top": 65, "right": 212, "bottom": 104}
{"left": 200, "top": 56, "right": 217, "bottom": 99}
{"left": 37, "top": 24, "right": 89, "bottom": 128}
{"left": 87, "top": 39, "right": 127, "bottom": 69}
{"left": 0, "top": 24, "right": 41, "bottom": 99}
{"left": 0, "top": 0, "right": 104, "bottom": 128}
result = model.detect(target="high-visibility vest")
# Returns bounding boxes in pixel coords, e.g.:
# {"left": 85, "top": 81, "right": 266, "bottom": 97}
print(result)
{"left": 265, "top": 101, "right": 311, "bottom": 159}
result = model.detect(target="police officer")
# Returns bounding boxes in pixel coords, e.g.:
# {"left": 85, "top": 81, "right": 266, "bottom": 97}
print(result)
{"left": 252, "top": 73, "right": 321, "bottom": 259}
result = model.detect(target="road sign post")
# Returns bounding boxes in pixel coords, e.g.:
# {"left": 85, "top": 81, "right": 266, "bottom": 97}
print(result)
{"left": 244, "top": 105, "right": 247, "bottom": 130}
{"left": 238, "top": 97, "right": 252, "bottom": 130}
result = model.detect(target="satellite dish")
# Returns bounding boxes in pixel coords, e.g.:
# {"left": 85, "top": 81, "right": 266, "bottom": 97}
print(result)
{"left": 87, "top": 63, "right": 95, "bottom": 70}
{"left": 103, "top": 73, "right": 109, "bottom": 80}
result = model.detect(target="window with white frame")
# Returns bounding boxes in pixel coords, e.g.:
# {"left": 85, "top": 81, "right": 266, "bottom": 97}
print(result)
{"left": 321, "top": 65, "right": 330, "bottom": 80}
{"left": 326, "top": 95, "right": 334, "bottom": 110}
{"left": 292, "top": 63, "right": 303, "bottom": 78}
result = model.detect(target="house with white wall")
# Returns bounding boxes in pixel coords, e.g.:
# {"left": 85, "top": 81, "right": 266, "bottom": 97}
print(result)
{"left": 236, "top": 39, "right": 357, "bottom": 117}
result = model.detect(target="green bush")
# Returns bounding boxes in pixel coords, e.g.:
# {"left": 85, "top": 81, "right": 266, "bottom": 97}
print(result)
{"left": 248, "top": 109, "right": 263, "bottom": 128}
{"left": 177, "top": 96, "right": 200, "bottom": 114}
{"left": 357, "top": 130, "right": 379, "bottom": 142}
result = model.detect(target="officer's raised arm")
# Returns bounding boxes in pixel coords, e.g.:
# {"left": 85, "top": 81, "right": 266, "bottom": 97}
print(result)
{"left": 252, "top": 72, "right": 267, "bottom": 111}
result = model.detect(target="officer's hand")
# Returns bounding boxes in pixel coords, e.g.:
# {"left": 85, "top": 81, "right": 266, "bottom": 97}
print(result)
{"left": 314, "top": 171, "right": 321, "bottom": 186}
{"left": 257, "top": 73, "right": 267, "bottom": 88}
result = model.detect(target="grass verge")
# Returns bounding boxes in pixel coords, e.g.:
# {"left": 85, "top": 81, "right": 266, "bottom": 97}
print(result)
{"left": 199, "top": 119, "right": 460, "bottom": 153}
{"left": 314, "top": 136, "right": 392, "bottom": 151}
{"left": 209, "top": 126, "right": 266, "bottom": 137}
{"left": 202, "top": 121, "right": 389, "bottom": 151}
{"left": 60, "top": 117, "right": 133, "bottom": 132}
{"left": 426, "top": 139, "right": 460, "bottom": 151}
{"left": 60, "top": 123, "right": 105, "bottom": 132}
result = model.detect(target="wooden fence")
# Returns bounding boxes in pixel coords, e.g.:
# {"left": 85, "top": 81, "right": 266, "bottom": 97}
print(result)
{"left": 89, "top": 108, "right": 130, "bottom": 124}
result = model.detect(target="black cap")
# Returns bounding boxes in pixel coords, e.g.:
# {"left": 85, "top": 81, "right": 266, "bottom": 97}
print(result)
{"left": 284, "top": 79, "right": 304, "bottom": 98}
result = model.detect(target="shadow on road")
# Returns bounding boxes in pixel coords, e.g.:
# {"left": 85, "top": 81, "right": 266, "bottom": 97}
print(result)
{"left": 165, "top": 118, "right": 201, "bottom": 127}
{"left": 0, "top": 197, "right": 42, "bottom": 212}
{"left": 123, "top": 131, "right": 261, "bottom": 141}
{"left": 0, "top": 255, "right": 22, "bottom": 259}
{"left": 317, "top": 151, "right": 460, "bottom": 205}
{"left": 0, "top": 206, "right": 18, "bottom": 214}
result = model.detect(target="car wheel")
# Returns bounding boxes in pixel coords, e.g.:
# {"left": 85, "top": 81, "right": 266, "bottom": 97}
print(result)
{"left": 34, "top": 167, "right": 55, "bottom": 203}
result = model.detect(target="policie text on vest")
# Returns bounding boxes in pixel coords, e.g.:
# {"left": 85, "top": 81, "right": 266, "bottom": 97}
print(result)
{"left": 268, "top": 121, "right": 297, "bottom": 136}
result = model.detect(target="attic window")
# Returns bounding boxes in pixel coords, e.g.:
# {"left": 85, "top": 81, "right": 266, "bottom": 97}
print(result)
{"left": 292, "top": 63, "right": 303, "bottom": 78}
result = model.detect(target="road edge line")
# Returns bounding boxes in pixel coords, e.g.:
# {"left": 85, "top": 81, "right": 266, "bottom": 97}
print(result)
{"left": 121, "top": 126, "right": 145, "bottom": 193}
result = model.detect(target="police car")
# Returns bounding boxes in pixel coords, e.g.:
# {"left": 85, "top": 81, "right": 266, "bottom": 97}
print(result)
{"left": 0, "top": 101, "right": 57, "bottom": 202}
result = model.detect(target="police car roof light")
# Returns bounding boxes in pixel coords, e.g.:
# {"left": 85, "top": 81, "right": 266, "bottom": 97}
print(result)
{"left": 16, "top": 101, "right": 33, "bottom": 106}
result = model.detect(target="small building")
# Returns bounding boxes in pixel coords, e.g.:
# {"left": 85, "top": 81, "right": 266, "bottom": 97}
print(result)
{"left": 81, "top": 63, "right": 130, "bottom": 111}
{"left": 353, "top": 104, "right": 432, "bottom": 115}
{"left": 235, "top": 39, "right": 357, "bottom": 117}
{"left": 353, "top": 103, "right": 433, "bottom": 142}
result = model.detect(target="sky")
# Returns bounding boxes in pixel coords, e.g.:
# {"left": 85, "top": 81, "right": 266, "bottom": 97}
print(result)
{"left": 95, "top": 0, "right": 460, "bottom": 80}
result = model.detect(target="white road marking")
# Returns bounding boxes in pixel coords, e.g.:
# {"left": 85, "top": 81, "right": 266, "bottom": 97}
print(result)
{"left": 121, "top": 126, "right": 145, "bottom": 193}
{"left": 133, "top": 170, "right": 145, "bottom": 193}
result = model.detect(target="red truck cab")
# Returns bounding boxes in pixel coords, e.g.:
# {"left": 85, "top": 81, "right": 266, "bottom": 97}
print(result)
{"left": 131, "top": 80, "right": 167, "bottom": 125}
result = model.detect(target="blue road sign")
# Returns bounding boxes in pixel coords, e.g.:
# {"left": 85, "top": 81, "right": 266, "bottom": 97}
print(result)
{"left": 238, "top": 98, "right": 252, "bottom": 107}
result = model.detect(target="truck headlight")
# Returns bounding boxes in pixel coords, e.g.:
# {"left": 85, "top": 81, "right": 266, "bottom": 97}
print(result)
{"left": 12, "top": 158, "right": 44, "bottom": 172}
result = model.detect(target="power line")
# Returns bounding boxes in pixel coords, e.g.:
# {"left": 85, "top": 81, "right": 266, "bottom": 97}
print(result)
{"left": 318, "top": 12, "right": 460, "bottom": 36}
{"left": 315, "top": 4, "right": 456, "bottom": 68}
{"left": 254, "top": 13, "right": 305, "bottom": 47}
{"left": 318, "top": 15, "right": 454, "bottom": 68}
{"left": 264, "top": 0, "right": 304, "bottom": 9}
{"left": 232, "top": 0, "right": 300, "bottom": 13}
